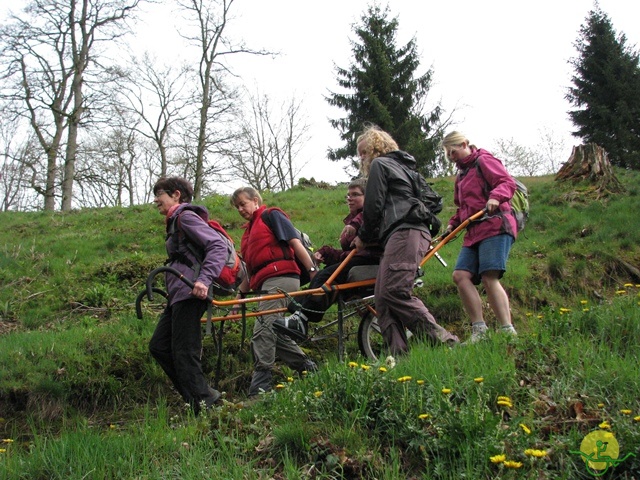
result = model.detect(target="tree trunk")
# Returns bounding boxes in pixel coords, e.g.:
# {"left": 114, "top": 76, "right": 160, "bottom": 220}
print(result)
{"left": 555, "top": 143, "right": 625, "bottom": 196}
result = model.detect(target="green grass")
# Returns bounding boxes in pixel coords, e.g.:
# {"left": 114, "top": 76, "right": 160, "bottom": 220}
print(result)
{"left": 1, "top": 172, "right": 640, "bottom": 478}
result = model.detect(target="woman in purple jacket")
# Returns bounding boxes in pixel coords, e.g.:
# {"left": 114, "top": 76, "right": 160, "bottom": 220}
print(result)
{"left": 149, "top": 177, "right": 226, "bottom": 414}
{"left": 442, "top": 132, "right": 518, "bottom": 343}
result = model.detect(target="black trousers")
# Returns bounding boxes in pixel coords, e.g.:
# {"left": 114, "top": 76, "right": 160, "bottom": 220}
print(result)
{"left": 149, "top": 299, "right": 217, "bottom": 412}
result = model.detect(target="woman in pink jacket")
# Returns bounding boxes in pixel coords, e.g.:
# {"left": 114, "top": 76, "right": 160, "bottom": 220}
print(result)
{"left": 442, "top": 131, "right": 518, "bottom": 343}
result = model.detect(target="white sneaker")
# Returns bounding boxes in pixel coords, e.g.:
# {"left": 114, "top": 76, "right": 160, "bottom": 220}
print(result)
{"left": 468, "top": 330, "right": 488, "bottom": 344}
{"left": 462, "top": 323, "right": 488, "bottom": 345}
{"left": 500, "top": 325, "right": 517, "bottom": 336}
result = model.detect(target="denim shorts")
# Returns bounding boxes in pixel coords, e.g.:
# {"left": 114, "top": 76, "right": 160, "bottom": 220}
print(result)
{"left": 454, "top": 234, "right": 514, "bottom": 285}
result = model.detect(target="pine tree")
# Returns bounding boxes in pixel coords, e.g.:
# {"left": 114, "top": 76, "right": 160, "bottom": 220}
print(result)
{"left": 566, "top": 7, "right": 640, "bottom": 169}
{"left": 326, "top": 4, "right": 445, "bottom": 176}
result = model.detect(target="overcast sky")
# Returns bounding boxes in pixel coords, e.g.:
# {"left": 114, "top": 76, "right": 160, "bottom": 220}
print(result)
{"left": 3, "top": 0, "right": 639, "bottom": 188}
{"left": 137, "top": 0, "right": 640, "bottom": 185}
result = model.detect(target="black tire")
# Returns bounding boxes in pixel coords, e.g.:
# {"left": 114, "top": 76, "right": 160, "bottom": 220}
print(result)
{"left": 357, "top": 310, "right": 385, "bottom": 361}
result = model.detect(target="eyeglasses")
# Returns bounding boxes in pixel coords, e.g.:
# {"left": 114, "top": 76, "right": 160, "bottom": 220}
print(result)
{"left": 345, "top": 193, "right": 364, "bottom": 199}
{"left": 154, "top": 190, "right": 172, "bottom": 199}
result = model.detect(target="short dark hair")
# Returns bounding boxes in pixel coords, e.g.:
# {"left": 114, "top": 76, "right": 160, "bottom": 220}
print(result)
{"left": 348, "top": 178, "right": 367, "bottom": 193}
{"left": 153, "top": 177, "right": 193, "bottom": 203}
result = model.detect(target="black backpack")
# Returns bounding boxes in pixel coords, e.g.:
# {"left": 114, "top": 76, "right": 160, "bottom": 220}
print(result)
{"left": 401, "top": 166, "right": 444, "bottom": 236}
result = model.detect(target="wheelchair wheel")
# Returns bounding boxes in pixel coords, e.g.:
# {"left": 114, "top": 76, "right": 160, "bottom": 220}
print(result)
{"left": 357, "top": 310, "right": 385, "bottom": 361}
{"left": 357, "top": 311, "right": 415, "bottom": 362}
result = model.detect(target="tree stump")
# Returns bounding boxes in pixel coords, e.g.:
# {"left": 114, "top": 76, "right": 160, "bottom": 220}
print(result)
{"left": 555, "top": 143, "right": 625, "bottom": 197}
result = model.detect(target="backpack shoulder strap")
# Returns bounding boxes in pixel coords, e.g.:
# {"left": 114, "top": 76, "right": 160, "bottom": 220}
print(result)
{"left": 260, "top": 208, "right": 294, "bottom": 260}
{"left": 471, "top": 159, "right": 492, "bottom": 196}
{"left": 170, "top": 211, "right": 205, "bottom": 268}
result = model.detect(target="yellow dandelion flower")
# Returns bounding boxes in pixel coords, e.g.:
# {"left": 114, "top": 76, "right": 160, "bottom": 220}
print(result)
{"left": 526, "top": 312, "right": 532, "bottom": 316}
{"left": 379, "top": 366, "right": 387, "bottom": 373}
{"left": 361, "top": 364, "right": 370, "bottom": 370}
{"left": 597, "top": 403, "right": 605, "bottom": 408}
{"left": 537, "top": 314, "right": 543, "bottom": 319}
{"left": 301, "top": 370, "right": 308, "bottom": 376}
{"left": 313, "top": 391, "right": 323, "bottom": 398}
{"left": 599, "top": 421, "right": 611, "bottom": 429}
{"left": 633, "top": 416, "right": 640, "bottom": 422}
{"left": 1, "top": 439, "right": 14, "bottom": 443}
{"left": 636, "top": 284, "right": 640, "bottom": 288}
{"left": 441, "top": 388, "right": 452, "bottom": 394}
{"left": 524, "top": 449, "right": 547, "bottom": 458}
{"left": 497, "top": 400, "right": 513, "bottom": 408}
{"left": 559, "top": 307, "right": 571, "bottom": 313}
{"left": 348, "top": 361, "right": 358, "bottom": 368}
{"left": 624, "top": 283, "right": 634, "bottom": 287}
{"left": 503, "top": 460, "right": 523, "bottom": 469}
{"left": 519, "top": 423, "right": 531, "bottom": 435}
{"left": 109, "top": 424, "right": 116, "bottom": 430}
{"left": 620, "top": 409, "right": 632, "bottom": 415}
{"left": 397, "top": 376, "right": 412, "bottom": 383}
{"left": 418, "top": 413, "right": 431, "bottom": 420}
{"left": 615, "top": 290, "right": 626, "bottom": 295}
{"left": 287, "top": 377, "right": 294, "bottom": 383}
{"left": 583, "top": 308, "right": 590, "bottom": 312}
{"left": 0, "top": 449, "right": 6, "bottom": 453}
{"left": 497, "top": 395, "right": 511, "bottom": 402}
{"left": 580, "top": 300, "right": 588, "bottom": 305}
{"left": 275, "top": 384, "right": 285, "bottom": 390}
{"left": 416, "top": 379, "right": 425, "bottom": 385}
{"left": 489, "top": 454, "right": 506, "bottom": 464}
{"left": 474, "top": 377, "right": 484, "bottom": 383}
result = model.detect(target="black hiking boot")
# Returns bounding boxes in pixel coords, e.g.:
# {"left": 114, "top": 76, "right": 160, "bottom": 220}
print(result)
{"left": 273, "top": 311, "right": 308, "bottom": 341}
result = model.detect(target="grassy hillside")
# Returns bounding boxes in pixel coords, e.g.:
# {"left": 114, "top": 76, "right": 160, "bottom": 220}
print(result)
{"left": 1, "top": 171, "right": 639, "bottom": 478}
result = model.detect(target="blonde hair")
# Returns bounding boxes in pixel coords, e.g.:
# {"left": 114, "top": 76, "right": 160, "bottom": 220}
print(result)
{"left": 441, "top": 131, "right": 477, "bottom": 150}
{"left": 356, "top": 125, "right": 399, "bottom": 176}
{"left": 230, "top": 186, "right": 262, "bottom": 206}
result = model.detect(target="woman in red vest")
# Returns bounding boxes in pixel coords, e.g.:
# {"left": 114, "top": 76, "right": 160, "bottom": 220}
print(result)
{"left": 231, "top": 186, "right": 318, "bottom": 400}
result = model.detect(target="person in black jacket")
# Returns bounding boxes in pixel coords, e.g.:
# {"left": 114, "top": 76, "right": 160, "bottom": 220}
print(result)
{"left": 353, "top": 125, "right": 459, "bottom": 355}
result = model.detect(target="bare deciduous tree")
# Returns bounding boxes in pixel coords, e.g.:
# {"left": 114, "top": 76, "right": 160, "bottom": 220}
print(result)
{"left": 0, "top": 0, "right": 144, "bottom": 211}
{"left": 492, "top": 137, "right": 540, "bottom": 177}
{"left": 110, "top": 53, "right": 193, "bottom": 177}
{"left": 176, "top": 0, "right": 269, "bottom": 199}
{"left": 230, "top": 90, "right": 310, "bottom": 191}
{"left": 75, "top": 125, "right": 141, "bottom": 208}
{"left": 0, "top": 121, "right": 40, "bottom": 211}
{"left": 535, "top": 127, "right": 568, "bottom": 175}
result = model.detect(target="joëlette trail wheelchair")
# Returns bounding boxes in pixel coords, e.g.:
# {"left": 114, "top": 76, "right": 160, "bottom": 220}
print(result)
{"left": 136, "top": 211, "right": 486, "bottom": 377}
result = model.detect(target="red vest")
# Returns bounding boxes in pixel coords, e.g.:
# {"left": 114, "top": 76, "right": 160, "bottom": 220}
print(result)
{"left": 241, "top": 205, "right": 299, "bottom": 290}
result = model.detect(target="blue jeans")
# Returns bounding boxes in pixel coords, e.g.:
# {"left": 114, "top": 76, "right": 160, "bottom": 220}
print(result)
{"left": 454, "top": 234, "right": 514, "bottom": 285}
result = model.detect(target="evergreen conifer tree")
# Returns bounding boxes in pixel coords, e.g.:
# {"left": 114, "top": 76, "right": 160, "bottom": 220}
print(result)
{"left": 566, "top": 7, "right": 640, "bottom": 169}
{"left": 326, "top": 4, "right": 445, "bottom": 176}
